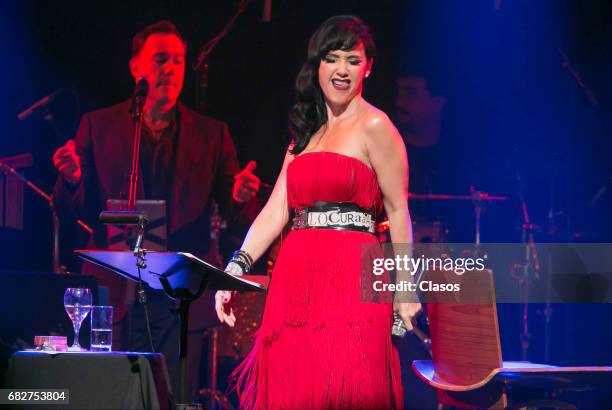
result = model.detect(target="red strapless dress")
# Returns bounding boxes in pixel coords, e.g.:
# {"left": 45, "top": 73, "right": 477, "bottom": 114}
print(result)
{"left": 235, "top": 152, "right": 403, "bottom": 409}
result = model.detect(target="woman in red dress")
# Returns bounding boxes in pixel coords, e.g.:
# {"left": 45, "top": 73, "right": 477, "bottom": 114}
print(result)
{"left": 215, "top": 15, "right": 421, "bottom": 409}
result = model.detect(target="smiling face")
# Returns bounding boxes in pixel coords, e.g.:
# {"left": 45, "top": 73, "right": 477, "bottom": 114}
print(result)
{"left": 129, "top": 33, "right": 186, "bottom": 107}
{"left": 318, "top": 42, "right": 372, "bottom": 109}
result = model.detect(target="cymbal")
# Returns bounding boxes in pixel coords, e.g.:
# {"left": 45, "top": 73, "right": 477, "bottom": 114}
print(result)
{"left": 408, "top": 192, "right": 507, "bottom": 201}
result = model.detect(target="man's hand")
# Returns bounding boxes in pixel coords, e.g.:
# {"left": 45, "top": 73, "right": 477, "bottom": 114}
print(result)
{"left": 233, "top": 160, "right": 260, "bottom": 203}
{"left": 52, "top": 139, "right": 82, "bottom": 184}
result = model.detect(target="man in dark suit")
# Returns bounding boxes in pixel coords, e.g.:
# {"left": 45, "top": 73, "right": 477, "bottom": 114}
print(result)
{"left": 52, "top": 20, "right": 259, "bottom": 402}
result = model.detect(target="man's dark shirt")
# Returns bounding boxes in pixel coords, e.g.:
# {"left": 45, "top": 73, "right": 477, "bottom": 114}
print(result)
{"left": 140, "top": 112, "right": 178, "bottom": 202}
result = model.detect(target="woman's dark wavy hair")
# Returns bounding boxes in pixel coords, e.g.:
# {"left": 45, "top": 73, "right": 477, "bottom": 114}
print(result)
{"left": 289, "top": 15, "right": 376, "bottom": 155}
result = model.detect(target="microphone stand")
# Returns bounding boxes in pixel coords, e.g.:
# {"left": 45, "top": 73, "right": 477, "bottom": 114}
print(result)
{"left": 469, "top": 186, "right": 485, "bottom": 248}
{"left": 122, "top": 90, "right": 156, "bottom": 350}
{"left": 193, "top": 0, "right": 250, "bottom": 114}
{"left": 512, "top": 174, "right": 540, "bottom": 361}
{"left": 127, "top": 100, "right": 145, "bottom": 211}
{"left": 100, "top": 82, "right": 157, "bottom": 362}
{"left": 196, "top": 63, "right": 209, "bottom": 114}
{"left": 103, "top": 78, "right": 148, "bottom": 260}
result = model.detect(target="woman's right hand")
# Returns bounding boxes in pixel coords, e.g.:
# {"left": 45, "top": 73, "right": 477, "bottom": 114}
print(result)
{"left": 393, "top": 301, "right": 422, "bottom": 331}
{"left": 215, "top": 290, "right": 236, "bottom": 327}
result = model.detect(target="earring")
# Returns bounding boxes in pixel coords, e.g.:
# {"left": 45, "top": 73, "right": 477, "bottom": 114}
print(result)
{"left": 365, "top": 72, "right": 370, "bottom": 78}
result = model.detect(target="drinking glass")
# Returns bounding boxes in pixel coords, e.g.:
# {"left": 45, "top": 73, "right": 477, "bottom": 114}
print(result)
{"left": 63, "top": 288, "right": 92, "bottom": 351}
{"left": 90, "top": 306, "right": 113, "bottom": 352}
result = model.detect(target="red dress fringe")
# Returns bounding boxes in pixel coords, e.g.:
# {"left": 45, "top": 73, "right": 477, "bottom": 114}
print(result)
{"left": 233, "top": 152, "right": 404, "bottom": 409}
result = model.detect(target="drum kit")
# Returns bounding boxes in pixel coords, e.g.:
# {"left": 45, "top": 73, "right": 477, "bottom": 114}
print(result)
{"left": 378, "top": 188, "right": 507, "bottom": 245}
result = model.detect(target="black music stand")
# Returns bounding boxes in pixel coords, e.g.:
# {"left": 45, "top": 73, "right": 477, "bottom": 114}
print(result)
{"left": 75, "top": 250, "right": 268, "bottom": 407}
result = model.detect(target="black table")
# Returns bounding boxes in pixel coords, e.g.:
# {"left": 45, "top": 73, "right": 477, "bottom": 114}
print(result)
{"left": 3, "top": 351, "right": 173, "bottom": 409}
{"left": 0, "top": 271, "right": 99, "bottom": 374}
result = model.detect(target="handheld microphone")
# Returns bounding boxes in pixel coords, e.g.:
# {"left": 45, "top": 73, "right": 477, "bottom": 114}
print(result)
{"left": 133, "top": 77, "right": 149, "bottom": 109}
{"left": 392, "top": 312, "right": 408, "bottom": 337}
{"left": 99, "top": 210, "right": 149, "bottom": 226}
{"left": 17, "top": 89, "right": 62, "bottom": 121}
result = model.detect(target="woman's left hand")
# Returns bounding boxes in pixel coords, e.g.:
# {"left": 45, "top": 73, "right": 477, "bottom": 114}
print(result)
{"left": 393, "top": 302, "right": 422, "bottom": 331}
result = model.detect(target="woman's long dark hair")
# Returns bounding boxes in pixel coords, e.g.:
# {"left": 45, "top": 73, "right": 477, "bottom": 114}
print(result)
{"left": 289, "top": 15, "right": 376, "bottom": 155}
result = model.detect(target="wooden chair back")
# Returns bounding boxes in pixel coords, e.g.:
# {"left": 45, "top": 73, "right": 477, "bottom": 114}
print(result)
{"left": 424, "top": 269, "right": 502, "bottom": 386}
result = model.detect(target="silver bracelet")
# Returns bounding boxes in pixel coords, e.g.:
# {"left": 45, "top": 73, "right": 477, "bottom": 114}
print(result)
{"left": 225, "top": 260, "right": 245, "bottom": 276}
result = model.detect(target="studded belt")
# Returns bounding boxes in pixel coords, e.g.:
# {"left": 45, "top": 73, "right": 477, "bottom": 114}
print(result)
{"left": 292, "top": 201, "right": 375, "bottom": 234}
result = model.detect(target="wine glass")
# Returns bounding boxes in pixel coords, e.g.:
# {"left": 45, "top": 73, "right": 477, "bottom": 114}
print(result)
{"left": 64, "top": 288, "right": 93, "bottom": 351}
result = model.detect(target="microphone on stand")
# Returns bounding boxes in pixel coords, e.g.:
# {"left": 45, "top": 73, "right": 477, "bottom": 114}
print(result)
{"left": 17, "top": 89, "right": 63, "bottom": 121}
{"left": 133, "top": 77, "right": 149, "bottom": 112}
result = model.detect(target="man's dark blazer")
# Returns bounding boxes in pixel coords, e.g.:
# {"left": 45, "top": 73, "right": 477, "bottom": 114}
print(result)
{"left": 53, "top": 100, "right": 242, "bottom": 320}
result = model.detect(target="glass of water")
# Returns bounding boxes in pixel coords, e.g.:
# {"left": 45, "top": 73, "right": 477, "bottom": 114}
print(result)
{"left": 90, "top": 306, "right": 113, "bottom": 352}
{"left": 63, "top": 288, "right": 92, "bottom": 351}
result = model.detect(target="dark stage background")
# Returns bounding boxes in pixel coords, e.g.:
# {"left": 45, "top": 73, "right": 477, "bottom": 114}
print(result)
{"left": 1, "top": 0, "right": 612, "bottom": 405}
